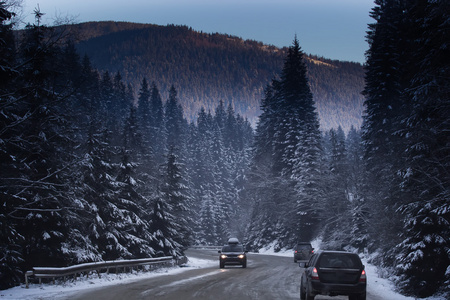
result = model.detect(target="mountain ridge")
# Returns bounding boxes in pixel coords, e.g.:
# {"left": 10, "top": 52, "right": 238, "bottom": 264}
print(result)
{"left": 68, "top": 21, "right": 365, "bottom": 132}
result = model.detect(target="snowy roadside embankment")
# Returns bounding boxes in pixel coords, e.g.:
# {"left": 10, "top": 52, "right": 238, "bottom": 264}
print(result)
{"left": 256, "top": 241, "right": 446, "bottom": 300}
{"left": 0, "top": 257, "right": 216, "bottom": 300}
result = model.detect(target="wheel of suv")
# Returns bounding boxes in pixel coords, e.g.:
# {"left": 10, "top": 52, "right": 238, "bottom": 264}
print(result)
{"left": 305, "top": 283, "right": 315, "bottom": 300}
{"left": 349, "top": 293, "right": 366, "bottom": 300}
{"left": 242, "top": 261, "right": 247, "bottom": 268}
{"left": 300, "top": 281, "right": 306, "bottom": 300}
{"left": 220, "top": 262, "right": 224, "bottom": 268}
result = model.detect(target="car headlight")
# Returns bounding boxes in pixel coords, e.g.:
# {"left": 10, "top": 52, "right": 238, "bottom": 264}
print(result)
{"left": 220, "top": 255, "right": 227, "bottom": 259}
{"left": 238, "top": 254, "right": 245, "bottom": 259}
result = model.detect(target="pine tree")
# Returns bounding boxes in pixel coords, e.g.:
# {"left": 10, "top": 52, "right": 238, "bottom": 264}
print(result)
{"left": 80, "top": 122, "right": 120, "bottom": 259}
{"left": 346, "top": 127, "right": 369, "bottom": 252}
{"left": 137, "top": 77, "right": 151, "bottom": 148}
{"left": 214, "top": 100, "right": 226, "bottom": 131}
{"left": 190, "top": 107, "right": 218, "bottom": 244}
{"left": 150, "top": 82, "right": 166, "bottom": 159}
{"left": 135, "top": 78, "right": 157, "bottom": 197}
{"left": 165, "top": 85, "right": 184, "bottom": 150}
{"left": 211, "top": 121, "right": 234, "bottom": 242}
{"left": 246, "top": 38, "right": 322, "bottom": 249}
{"left": 285, "top": 38, "right": 323, "bottom": 244}
{"left": 10, "top": 9, "right": 84, "bottom": 271}
{"left": 363, "top": 0, "right": 449, "bottom": 297}
{"left": 393, "top": 0, "right": 450, "bottom": 297}
{"left": 115, "top": 105, "right": 155, "bottom": 258}
{"left": 0, "top": 2, "right": 15, "bottom": 87}
{"left": 245, "top": 87, "right": 279, "bottom": 249}
{"left": 224, "top": 103, "right": 238, "bottom": 150}
{"left": 161, "top": 146, "right": 192, "bottom": 253}
{"left": 252, "top": 86, "right": 276, "bottom": 167}
{"left": 0, "top": 2, "right": 24, "bottom": 289}
{"left": 149, "top": 186, "right": 182, "bottom": 257}
{"left": 362, "top": 0, "right": 409, "bottom": 254}
{"left": 321, "top": 127, "right": 351, "bottom": 250}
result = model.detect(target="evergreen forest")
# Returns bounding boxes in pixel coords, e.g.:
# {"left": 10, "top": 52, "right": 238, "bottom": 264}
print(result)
{"left": 0, "top": 1, "right": 449, "bottom": 298}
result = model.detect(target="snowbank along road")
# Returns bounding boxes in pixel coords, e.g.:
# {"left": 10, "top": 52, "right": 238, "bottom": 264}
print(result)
{"left": 70, "top": 249, "right": 384, "bottom": 300}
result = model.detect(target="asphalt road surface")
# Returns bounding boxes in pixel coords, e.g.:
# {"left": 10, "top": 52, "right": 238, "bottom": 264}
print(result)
{"left": 70, "top": 249, "right": 380, "bottom": 300}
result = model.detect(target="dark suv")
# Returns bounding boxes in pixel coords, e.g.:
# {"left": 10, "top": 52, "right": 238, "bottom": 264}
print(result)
{"left": 218, "top": 238, "right": 248, "bottom": 268}
{"left": 294, "top": 242, "right": 314, "bottom": 262}
{"left": 299, "top": 251, "right": 366, "bottom": 300}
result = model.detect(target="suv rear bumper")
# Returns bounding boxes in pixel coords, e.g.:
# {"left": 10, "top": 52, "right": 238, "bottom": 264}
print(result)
{"left": 294, "top": 254, "right": 311, "bottom": 261}
{"left": 310, "top": 281, "right": 366, "bottom": 296}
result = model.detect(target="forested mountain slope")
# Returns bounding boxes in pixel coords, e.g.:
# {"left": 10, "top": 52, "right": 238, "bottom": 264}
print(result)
{"left": 70, "top": 21, "right": 364, "bottom": 132}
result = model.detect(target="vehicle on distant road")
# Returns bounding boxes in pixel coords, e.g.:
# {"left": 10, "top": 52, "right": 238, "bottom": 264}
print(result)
{"left": 294, "top": 242, "right": 314, "bottom": 262}
{"left": 218, "top": 238, "right": 248, "bottom": 268}
{"left": 299, "top": 250, "right": 366, "bottom": 300}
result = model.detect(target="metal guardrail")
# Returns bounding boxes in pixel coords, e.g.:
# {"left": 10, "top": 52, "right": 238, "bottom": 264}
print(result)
{"left": 189, "top": 245, "right": 221, "bottom": 250}
{"left": 25, "top": 256, "right": 188, "bottom": 288}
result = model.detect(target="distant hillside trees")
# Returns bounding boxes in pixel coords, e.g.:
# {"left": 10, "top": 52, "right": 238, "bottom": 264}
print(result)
{"left": 73, "top": 21, "right": 365, "bottom": 133}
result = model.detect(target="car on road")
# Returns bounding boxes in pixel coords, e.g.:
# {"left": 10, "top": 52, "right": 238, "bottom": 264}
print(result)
{"left": 299, "top": 250, "right": 366, "bottom": 300}
{"left": 294, "top": 242, "right": 314, "bottom": 262}
{"left": 218, "top": 238, "right": 248, "bottom": 268}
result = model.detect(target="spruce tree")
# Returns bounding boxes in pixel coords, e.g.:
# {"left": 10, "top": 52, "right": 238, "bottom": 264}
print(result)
{"left": 246, "top": 38, "right": 322, "bottom": 249}
{"left": 165, "top": 85, "right": 184, "bottom": 150}
{"left": 320, "top": 127, "right": 352, "bottom": 250}
{"left": 150, "top": 82, "right": 166, "bottom": 159}
{"left": 363, "top": 0, "right": 449, "bottom": 297}
{"left": 0, "top": 2, "right": 23, "bottom": 289}
{"left": 284, "top": 38, "right": 323, "bottom": 244}
{"left": 393, "top": 0, "right": 450, "bottom": 297}
{"left": 190, "top": 107, "right": 219, "bottom": 244}
{"left": 149, "top": 185, "right": 182, "bottom": 257}
{"left": 346, "top": 127, "right": 368, "bottom": 252}
{"left": 362, "top": 0, "right": 410, "bottom": 254}
{"left": 161, "top": 146, "right": 192, "bottom": 253}
{"left": 135, "top": 78, "right": 157, "bottom": 196}
{"left": 0, "top": 2, "right": 15, "bottom": 87}
{"left": 214, "top": 100, "right": 227, "bottom": 131}
{"left": 137, "top": 78, "right": 151, "bottom": 144}
{"left": 115, "top": 105, "right": 155, "bottom": 258}
{"left": 11, "top": 10, "right": 83, "bottom": 270}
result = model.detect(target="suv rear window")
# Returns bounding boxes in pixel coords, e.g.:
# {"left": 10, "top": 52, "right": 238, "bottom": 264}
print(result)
{"left": 296, "top": 244, "right": 311, "bottom": 250}
{"left": 318, "top": 253, "right": 361, "bottom": 269}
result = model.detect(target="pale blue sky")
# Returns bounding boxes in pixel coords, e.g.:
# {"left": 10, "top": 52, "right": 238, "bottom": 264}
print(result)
{"left": 21, "top": 0, "right": 374, "bottom": 63}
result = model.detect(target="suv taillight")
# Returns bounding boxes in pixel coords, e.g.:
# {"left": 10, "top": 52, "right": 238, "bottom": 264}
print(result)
{"left": 312, "top": 267, "right": 319, "bottom": 280}
{"left": 359, "top": 269, "right": 366, "bottom": 282}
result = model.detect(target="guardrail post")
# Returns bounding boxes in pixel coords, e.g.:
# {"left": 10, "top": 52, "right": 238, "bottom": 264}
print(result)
{"left": 25, "top": 271, "right": 33, "bottom": 288}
